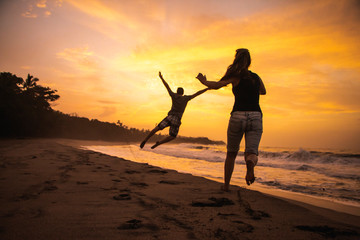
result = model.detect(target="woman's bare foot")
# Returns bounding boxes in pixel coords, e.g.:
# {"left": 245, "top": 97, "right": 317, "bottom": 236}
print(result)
{"left": 221, "top": 185, "right": 230, "bottom": 192}
{"left": 245, "top": 161, "right": 255, "bottom": 185}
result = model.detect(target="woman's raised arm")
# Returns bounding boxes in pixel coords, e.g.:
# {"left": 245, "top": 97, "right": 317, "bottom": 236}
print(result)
{"left": 196, "top": 73, "right": 235, "bottom": 89}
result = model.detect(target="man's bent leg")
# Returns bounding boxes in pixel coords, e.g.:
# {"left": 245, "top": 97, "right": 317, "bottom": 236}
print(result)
{"left": 223, "top": 151, "right": 238, "bottom": 191}
{"left": 140, "top": 126, "right": 161, "bottom": 148}
{"left": 151, "top": 135, "right": 176, "bottom": 149}
{"left": 245, "top": 153, "right": 257, "bottom": 185}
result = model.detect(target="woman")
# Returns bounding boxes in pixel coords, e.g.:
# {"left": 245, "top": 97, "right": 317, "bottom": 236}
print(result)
{"left": 196, "top": 48, "right": 266, "bottom": 191}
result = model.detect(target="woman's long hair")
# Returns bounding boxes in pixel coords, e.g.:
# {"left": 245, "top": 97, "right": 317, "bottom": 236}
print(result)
{"left": 221, "top": 48, "right": 251, "bottom": 80}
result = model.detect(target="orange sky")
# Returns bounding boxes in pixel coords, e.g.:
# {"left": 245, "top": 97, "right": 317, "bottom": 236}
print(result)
{"left": 1, "top": 0, "right": 359, "bottom": 151}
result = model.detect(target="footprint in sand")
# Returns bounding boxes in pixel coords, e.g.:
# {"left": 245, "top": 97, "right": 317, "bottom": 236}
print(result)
{"left": 113, "top": 193, "right": 131, "bottom": 200}
{"left": 16, "top": 181, "right": 57, "bottom": 201}
{"left": 148, "top": 169, "right": 168, "bottom": 174}
{"left": 16, "top": 192, "right": 39, "bottom": 201}
{"left": 58, "top": 165, "right": 74, "bottom": 170}
{"left": 237, "top": 190, "right": 270, "bottom": 220}
{"left": 218, "top": 213, "right": 238, "bottom": 217}
{"left": 117, "top": 219, "right": 159, "bottom": 231}
{"left": 100, "top": 187, "right": 118, "bottom": 191}
{"left": 125, "top": 170, "right": 140, "bottom": 174}
{"left": 232, "top": 220, "right": 254, "bottom": 232}
{"left": 118, "top": 219, "right": 142, "bottom": 229}
{"left": 159, "top": 180, "right": 183, "bottom": 185}
{"left": 76, "top": 181, "right": 89, "bottom": 185}
{"left": 295, "top": 225, "right": 359, "bottom": 238}
{"left": 7, "top": 207, "right": 45, "bottom": 218}
{"left": 191, "top": 197, "right": 235, "bottom": 207}
{"left": 43, "top": 180, "right": 58, "bottom": 192}
{"left": 130, "top": 182, "right": 148, "bottom": 187}
{"left": 56, "top": 153, "right": 71, "bottom": 162}
{"left": 216, "top": 213, "right": 254, "bottom": 232}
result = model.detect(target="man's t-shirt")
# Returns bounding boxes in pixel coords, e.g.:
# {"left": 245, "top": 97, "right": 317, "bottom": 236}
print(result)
{"left": 167, "top": 92, "right": 192, "bottom": 118}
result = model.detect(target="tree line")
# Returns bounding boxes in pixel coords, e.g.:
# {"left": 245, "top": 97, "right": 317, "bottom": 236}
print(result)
{"left": 0, "top": 72, "right": 223, "bottom": 145}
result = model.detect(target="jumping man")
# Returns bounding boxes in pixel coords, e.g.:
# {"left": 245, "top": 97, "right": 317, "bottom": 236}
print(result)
{"left": 140, "top": 72, "right": 208, "bottom": 149}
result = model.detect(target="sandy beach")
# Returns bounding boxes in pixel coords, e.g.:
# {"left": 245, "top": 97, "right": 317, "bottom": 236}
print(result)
{"left": 0, "top": 139, "right": 359, "bottom": 240}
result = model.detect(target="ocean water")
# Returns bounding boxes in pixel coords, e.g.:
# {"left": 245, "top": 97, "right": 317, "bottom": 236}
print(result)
{"left": 82, "top": 143, "right": 360, "bottom": 208}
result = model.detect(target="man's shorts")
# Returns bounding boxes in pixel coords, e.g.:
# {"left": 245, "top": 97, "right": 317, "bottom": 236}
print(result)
{"left": 227, "top": 111, "right": 263, "bottom": 155}
{"left": 157, "top": 115, "right": 181, "bottom": 137}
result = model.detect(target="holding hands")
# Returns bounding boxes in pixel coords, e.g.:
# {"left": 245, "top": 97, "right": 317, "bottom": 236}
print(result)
{"left": 196, "top": 73, "right": 207, "bottom": 84}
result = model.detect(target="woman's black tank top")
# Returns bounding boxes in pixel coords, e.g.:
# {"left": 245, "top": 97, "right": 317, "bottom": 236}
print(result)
{"left": 230, "top": 71, "right": 261, "bottom": 113}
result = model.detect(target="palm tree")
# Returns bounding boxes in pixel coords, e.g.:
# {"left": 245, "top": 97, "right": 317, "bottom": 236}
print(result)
{"left": 20, "top": 73, "right": 59, "bottom": 111}
{"left": 22, "top": 74, "right": 39, "bottom": 91}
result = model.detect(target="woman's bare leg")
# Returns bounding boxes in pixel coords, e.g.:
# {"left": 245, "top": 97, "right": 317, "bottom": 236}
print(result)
{"left": 222, "top": 151, "right": 238, "bottom": 191}
{"left": 245, "top": 153, "right": 258, "bottom": 185}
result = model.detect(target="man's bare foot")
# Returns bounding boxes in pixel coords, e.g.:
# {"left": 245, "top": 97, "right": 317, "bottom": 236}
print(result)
{"left": 245, "top": 160, "right": 255, "bottom": 185}
{"left": 140, "top": 141, "right": 146, "bottom": 149}
{"left": 151, "top": 141, "right": 160, "bottom": 149}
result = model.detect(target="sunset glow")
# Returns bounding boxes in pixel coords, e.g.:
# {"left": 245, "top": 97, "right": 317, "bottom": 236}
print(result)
{"left": 1, "top": 0, "right": 359, "bottom": 150}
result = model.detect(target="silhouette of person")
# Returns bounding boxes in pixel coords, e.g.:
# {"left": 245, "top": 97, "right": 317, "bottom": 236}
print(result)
{"left": 196, "top": 48, "right": 266, "bottom": 189}
{"left": 140, "top": 72, "right": 208, "bottom": 149}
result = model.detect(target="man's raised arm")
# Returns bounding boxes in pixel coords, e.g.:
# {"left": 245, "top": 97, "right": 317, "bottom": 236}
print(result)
{"left": 159, "top": 71, "right": 173, "bottom": 96}
{"left": 189, "top": 87, "right": 209, "bottom": 100}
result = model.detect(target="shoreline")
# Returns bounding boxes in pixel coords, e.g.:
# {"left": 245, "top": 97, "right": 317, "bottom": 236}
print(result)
{"left": 48, "top": 139, "right": 360, "bottom": 222}
{"left": 251, "top": 184, "right": 360, "bottom": 216}
{"left": 205, "top": 175, "right": 360, "bottom": 217}
{"left": 1, "top": 138, "right": 359, "bottom": 239}
{"left": 63, "top": 139, "right": 360, "bottom": 217}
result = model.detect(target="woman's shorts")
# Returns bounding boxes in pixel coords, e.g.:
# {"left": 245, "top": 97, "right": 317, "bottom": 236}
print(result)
{"left": 227, "top": 111, "right": 263, "bottom": 155}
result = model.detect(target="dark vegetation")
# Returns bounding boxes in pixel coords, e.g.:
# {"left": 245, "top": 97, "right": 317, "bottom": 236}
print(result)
{"left": 0, "top": 72, "right": 224, "bottom": 145}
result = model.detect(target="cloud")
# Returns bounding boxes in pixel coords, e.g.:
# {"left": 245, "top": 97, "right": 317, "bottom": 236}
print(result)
{"left": 65, "top": 0, "right": 139, "bottom": 28}
{"left": 36, "top": 0, "right": 47, "bottom": 8}
{"left": 55, "top": 0, "right": 63, "bottom": 7}
{"left": 21, "top": 65, "right": 32, "bottom": 70}
{"left": 62, "top": 0, "right": 168, "bottom": 46}
{"left": 21, "top": 5, "right": 38, "bottom": 18}
{"left": 97, "top": 100, "right": 121, "bottom": 105}
{"left": 21, "top": 0, "right": 62, "bottom": 18}
{"left": 99, "top": 106, "right": 117, "bottom": 118}
{"left": 56, "top": 46, "right": 99, "bottom": 72}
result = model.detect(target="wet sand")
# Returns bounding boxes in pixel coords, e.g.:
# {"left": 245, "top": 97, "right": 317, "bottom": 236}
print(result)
{"left": 0, "top": 138, "right": 359, "bottom": 239}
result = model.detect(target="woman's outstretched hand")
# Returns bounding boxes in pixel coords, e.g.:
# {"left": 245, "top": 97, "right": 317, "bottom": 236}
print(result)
{"left": 196, "top": 73, "right": 207, "bottom": 84}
